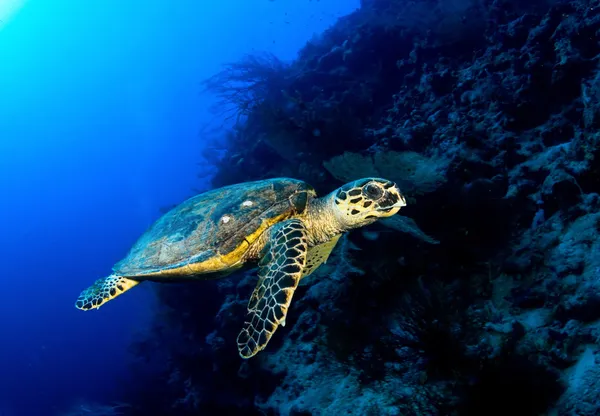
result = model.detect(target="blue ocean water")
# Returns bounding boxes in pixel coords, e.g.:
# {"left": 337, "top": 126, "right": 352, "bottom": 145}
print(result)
{"left": 0, "top": 1, "right": 358, "bottom": 414}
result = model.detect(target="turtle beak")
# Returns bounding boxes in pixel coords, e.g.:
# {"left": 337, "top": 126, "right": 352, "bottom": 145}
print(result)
{"left": 378, "top": 184, "right": 406, "bottom": 211}
{"left": 390, "top": 192, "right": 406, "bottom": 208}
{"left": 392, "top": 194, "right": 407, "bottom": 208}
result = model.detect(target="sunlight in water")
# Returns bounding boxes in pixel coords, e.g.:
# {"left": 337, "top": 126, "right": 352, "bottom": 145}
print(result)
{"left": 0, "top": 0, "right": 27, "bottom": 28}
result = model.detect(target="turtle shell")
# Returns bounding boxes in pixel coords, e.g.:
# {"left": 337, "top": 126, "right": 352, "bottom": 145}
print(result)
{"left": 114, "top": 178, "right": 314, "bottom": 278}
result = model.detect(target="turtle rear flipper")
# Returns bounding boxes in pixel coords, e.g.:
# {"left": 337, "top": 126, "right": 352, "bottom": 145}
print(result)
{"left": 75, "top": 274, "right": 140, "bottom": 310}
{"left": 237, "top": 219, "right": 308, "bottom": 359}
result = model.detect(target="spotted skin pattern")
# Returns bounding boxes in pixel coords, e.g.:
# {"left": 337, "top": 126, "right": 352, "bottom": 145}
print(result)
{"left": 301, "top": 235, "right": 341, "bottom": 277}
{"left": 75, "top": 274, "right": 139, "bottom": 310}
{"left": 237, "top": 219, "right": 308, "bottom": 359}
{"left": 334, "top": 178, "right": 405, "bottom": 221}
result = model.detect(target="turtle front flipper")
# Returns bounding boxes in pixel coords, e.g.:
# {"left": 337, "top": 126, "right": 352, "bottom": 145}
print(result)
{"left": 237, "top": 219, "right": 308, "bottom": 359}
{"left": 75, "top": 274, "right": 140, "bottom": 310}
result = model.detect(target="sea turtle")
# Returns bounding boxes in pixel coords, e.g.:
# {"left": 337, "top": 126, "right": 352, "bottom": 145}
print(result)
{"left": 75, "top": 177, "right": 406, "bottom": 358}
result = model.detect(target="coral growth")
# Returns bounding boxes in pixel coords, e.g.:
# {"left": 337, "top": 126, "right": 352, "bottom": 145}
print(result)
{"left": 122, "top": 0, "right": 600, "bottom": 414}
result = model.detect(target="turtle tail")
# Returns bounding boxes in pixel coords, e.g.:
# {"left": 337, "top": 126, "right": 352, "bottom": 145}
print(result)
{"left": 75, "top": 274, "right": 140, "bottom": 311}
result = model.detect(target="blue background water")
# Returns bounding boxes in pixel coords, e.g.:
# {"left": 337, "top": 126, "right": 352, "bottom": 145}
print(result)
{"left": 0, "top": 1, "right": 359, "bottom": 414}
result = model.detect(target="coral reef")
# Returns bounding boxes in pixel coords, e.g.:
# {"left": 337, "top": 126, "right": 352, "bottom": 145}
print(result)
{"left": 123, "top": 0, "right": 600, "bottom": 414}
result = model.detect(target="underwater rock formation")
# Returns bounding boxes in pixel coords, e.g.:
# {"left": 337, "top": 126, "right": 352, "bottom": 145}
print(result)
{"left": 125, "top": 0, "right": 600, "bottom": 414}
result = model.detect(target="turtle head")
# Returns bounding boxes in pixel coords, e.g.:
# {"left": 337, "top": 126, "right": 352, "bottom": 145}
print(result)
{"left": 331, "top": 178, "right": 406, "bottom": 229}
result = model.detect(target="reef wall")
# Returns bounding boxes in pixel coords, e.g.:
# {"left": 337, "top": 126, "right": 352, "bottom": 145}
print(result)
{"left": 127, "top": 0, "right": 600, "bottom": 414}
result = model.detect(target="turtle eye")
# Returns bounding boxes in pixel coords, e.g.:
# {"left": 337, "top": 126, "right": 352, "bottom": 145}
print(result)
{"left": 363, "top": 183, "right": 383, "bottom": 200}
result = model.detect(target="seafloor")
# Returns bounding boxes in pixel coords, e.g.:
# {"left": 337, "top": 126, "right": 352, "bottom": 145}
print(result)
{"left": 85, "top": 0, "right": 600, "bottom": 415}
